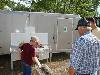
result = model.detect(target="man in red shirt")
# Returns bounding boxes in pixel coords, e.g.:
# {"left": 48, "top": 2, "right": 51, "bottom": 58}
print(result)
{"left": 19, "top": 36, "right": 41, "bottom": 75}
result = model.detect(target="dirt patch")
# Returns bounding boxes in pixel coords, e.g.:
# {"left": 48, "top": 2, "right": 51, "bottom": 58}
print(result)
{"left": 0, "top": 53, "right": 70, "bottom": 75}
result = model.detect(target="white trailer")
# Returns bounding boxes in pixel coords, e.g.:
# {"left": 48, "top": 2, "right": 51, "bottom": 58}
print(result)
{"left": 0, "top": 10, "right": 80, "bottom": 55}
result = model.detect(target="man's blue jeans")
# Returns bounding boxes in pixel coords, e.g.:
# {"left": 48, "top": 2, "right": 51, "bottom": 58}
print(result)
{"left": 22, "top": 62, "right": 32, "bottom": 75}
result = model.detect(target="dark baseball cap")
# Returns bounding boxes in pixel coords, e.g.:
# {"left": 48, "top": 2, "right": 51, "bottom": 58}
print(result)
{"left": 75, "top": 18, "right": 90, "bottom": 30}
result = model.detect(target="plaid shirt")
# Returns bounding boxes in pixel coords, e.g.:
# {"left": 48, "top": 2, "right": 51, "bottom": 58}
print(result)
{"left": 70, "top": 31, "right": 100, "bottom": 74}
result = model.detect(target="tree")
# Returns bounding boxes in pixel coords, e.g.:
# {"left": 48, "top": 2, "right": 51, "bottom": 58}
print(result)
{"left": 0, "top": 0, "right": 100, "bottom": 17}
{"left": 13, "top": 2, "right": 29, "bottom": 11}
{"left": 0, "top": 0, "right": 11, "bottom": 9}
{"left": 68, "top": 0, "right": 99, "bottom": 17}
{"left": 30, "top": 0, "right": 100, "bottom": 17}
{"left": 0, "top": 0, "right": 29, "bottom": 11}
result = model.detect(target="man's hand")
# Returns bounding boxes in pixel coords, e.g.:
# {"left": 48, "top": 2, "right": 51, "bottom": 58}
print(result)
{"left": 69, "top": 66, "right": 75, "bottom": 75}
{"left": 32, "top": 57, "right": 41, "bottom": 68}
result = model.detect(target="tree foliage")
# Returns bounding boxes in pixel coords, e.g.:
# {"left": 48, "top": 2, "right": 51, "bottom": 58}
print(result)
{"left": 29, "top": 0, "right": 100, "bottom": 17}
{"left": 0, "top": 0, "right": 100, "bottom": 17}
{"left": 0, "top": 0, "right": 11, "bottom": 9}
{"left": 0, "top": 0, "right": 29, "bottom": 11}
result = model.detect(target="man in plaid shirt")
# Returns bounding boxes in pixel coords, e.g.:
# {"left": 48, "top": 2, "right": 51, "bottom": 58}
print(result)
{"left": 69, "top": 18, "right": 100, "bottom": 75}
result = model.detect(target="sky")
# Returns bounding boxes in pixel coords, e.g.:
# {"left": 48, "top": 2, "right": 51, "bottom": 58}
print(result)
{"left": 12, "top": 0, "right": 29, "bottom": 6}
{"left": 97, "top": 6, "right": 100, "bottom": 14}
{"left": 13, "top": 0, "right": 100, "bottom": 14}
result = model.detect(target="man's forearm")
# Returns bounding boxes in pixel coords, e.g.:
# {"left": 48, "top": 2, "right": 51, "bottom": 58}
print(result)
{"left": 32, "top": 57, "right": 41, "bottom": 68}
{"left": 69, "top": 66, "right": 75, "bottom": 75}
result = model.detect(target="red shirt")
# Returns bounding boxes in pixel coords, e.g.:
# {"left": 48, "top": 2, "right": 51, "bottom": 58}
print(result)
{"left": 20, "top": 43, "right": 35, "bottom": 66}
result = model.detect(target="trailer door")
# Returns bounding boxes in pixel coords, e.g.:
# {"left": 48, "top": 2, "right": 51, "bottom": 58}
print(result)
{"left": 57, "top": 18, "right": 73, "bottom": 52}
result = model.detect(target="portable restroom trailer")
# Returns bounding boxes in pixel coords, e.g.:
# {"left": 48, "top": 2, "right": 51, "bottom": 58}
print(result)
{"left": 0, "top": 11, "right": 80, "bottom": 55}
{"left": 29, "top": 13, "right": 80, "bottom": 52}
